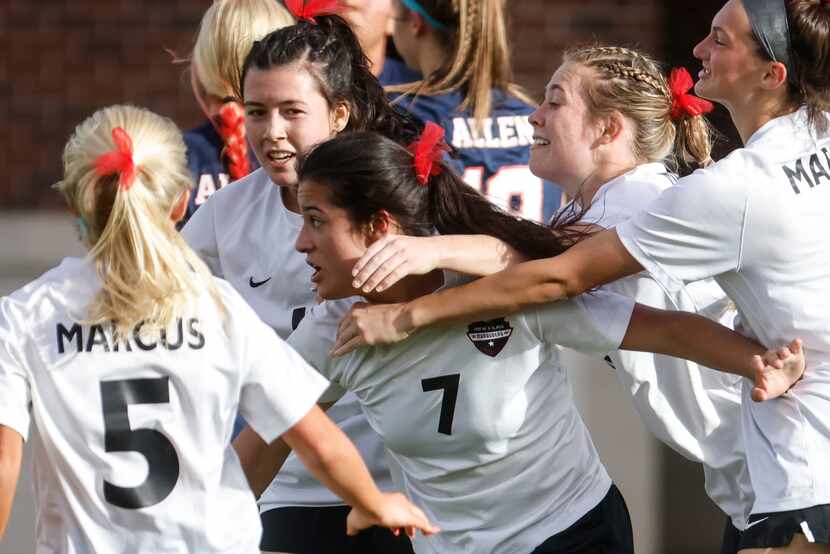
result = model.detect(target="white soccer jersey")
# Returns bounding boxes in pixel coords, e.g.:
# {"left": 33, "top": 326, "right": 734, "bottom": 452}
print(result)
{"left": 0, "top": 257, "right": 329, "bottom": 554}
{"left": 616, "top": 108, "right": 830, "bottom": 514}
{"left": 580, "top": 162, "right": 752, "bottom": 528}
{"left": 181, "top": 168, "right": 392, "bottom": 510}
{"left": 289, "top": 289, "right": 634, "bottom": 554}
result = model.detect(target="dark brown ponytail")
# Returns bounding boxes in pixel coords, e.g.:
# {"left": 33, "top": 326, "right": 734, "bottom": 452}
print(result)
{"left": 298, "top": 132, "right": 583, "bottom": 261}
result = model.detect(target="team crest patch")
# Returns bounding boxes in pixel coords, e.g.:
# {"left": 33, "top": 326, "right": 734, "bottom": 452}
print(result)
{"left": 466, "top": 318, "right": 513, "bottom": 357}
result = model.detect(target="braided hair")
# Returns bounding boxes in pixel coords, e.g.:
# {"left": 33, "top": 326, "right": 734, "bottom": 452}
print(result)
{"left": 564, "top": 45, "right": 713, "bottom": 168}
{"left": 240, "top": 15, "right": 421, "bottom": 145}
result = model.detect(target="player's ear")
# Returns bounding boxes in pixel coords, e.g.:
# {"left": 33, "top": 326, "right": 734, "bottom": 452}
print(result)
{"left": 594, "top": 111, "right": 624, "bottom": 147}
{"left": 365, "top": 210, "right": 394, "bottom": 245}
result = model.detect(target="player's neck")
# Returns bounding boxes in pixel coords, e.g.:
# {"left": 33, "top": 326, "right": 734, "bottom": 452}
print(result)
{"left": 566, "top": 159, "right": 639, "bottom": 208}
{"left": 281, "top": 185, "right": 301, "bottom": 214}
{"left": 416, "top": 37, "right": 448, "bottom": 78}
{"left": 730, "top": 100, "right": 797, "bottom": 145}
{"left": 364, "top": 270, "right": 444, "bottom": 304}
{"left": 366, "top": 41, "right": 387, "bottom": 77}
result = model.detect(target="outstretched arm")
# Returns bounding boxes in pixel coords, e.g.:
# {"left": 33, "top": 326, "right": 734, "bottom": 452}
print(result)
{"left": 333, "top": 229, "right": 641, "bottom": 355}
{"left": 622, "top": 305, "right": 804, "bottom": 401}
{"left": 0, "top": 425, "right": 23, "bottom": 541}
{"left": 234, "top": 405, "right": 439, "bottom": 537}
{"left": 282, "top": 405, "right": 439, "bottom": 537}
{"left": 233, "top": 400, "right": 335, "bottom": 498}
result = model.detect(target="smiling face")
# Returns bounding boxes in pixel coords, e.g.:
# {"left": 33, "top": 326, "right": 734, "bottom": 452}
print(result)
{"left": 295, "top": 179, "right": 370, "bottom": 299}
{"left": 243, "top": 63, "right": 348, "bottom": 188}
{"left": 528, "top": 62, "right": 603, "bottom": 190}
{"left": 692, "top": 0, "right": 770, "bottom": 111}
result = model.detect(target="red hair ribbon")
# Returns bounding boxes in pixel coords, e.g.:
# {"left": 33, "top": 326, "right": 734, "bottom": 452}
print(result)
{"left": 408, "top": 121, "right": 449, "bottom": 186}
{"left": 94, "top": 127, "right": 137, "bottom": 191}
{"left": 218, "top": 103, "right": 251, "bottom": 181}
{"left": 284, "top": 0, "right": 342, "bottom": 23}
{"left": 668, "top": 67, "right": 714, "bottom": 121}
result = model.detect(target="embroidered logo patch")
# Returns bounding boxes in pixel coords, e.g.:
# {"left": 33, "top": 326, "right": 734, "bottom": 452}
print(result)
{"left": 466, "top": 318, "right": 513, "bottom": 357}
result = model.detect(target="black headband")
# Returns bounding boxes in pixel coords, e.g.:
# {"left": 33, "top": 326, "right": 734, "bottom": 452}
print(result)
{"left": 742, "top": 0, "right": 795, "bottom": 83}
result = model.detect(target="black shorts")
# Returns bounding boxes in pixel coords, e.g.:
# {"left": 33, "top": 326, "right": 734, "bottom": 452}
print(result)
{"left": 739, "top": 503, "right": 830, "bottom": 550}
{"left": 259, "top": 505, "right": 415, "bottom": 554}
{"left": 531, "top": 484, "right": 634, "bottom": 554}
{"left": 720, "top": 516, "right": 741, "bottom": 554}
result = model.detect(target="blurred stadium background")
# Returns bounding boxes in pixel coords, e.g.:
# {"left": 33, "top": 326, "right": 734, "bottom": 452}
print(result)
{"left": 1, "top": 1, "right": 739, "bottom": 551}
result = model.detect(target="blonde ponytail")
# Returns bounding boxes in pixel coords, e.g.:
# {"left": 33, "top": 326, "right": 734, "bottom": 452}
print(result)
{"left": 56, "top": 105, "right": 224, "bottom": 336}
{"left": 192, "top": 0, "right": 294, "bottom": 101}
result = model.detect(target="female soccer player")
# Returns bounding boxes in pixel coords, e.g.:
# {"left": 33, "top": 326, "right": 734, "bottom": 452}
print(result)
{"left": 0, "top": 105, "right": 437, "bottom": 551}
{"left": 388, "top": 0, "right": 561, "bottom": 221}
{"left": 241, "top": 128, "right": 801, "bottom": 554}
{"left": 181, "top": 0, "right": 293, "bottom": 225}
{"left": 346, "top": 44, "right": 754, "bottom": 546}
{"left": 336, "top": 1, "right": 830, "bottom": 551}
{"left": 181, "top": 8, "right": 423, "bottom": 553}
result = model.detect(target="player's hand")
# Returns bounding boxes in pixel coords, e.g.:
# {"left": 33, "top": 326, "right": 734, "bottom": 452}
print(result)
{"left": 346, "top": 492, "right": 439, "bottom": 538}
{"left": 751, "top": 338, "right": 805, "bottom": 402}
{"left": 332, "top": 302, "right": 412, "bottom": 356}
{"left": 352, "top": 235, "right": 441, "bottom": 294}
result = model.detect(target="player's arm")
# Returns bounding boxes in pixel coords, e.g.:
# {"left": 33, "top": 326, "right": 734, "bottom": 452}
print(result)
{"left": 351, "top": 234, "right": 526, "bottom": 294}
{"left": 233, "top": 400, "right": 334, "bottom": 498}
{"left": 333, "top": 229, "right": 639, "bottom": 355}
{"left": 0, "top": 425, "right": 23, "bottom": 540}
{"left": 621, "top": 304, "right": 804, "bottom": 401}
{"left": 280, "top": 405, "right": 438, "bottom": 537}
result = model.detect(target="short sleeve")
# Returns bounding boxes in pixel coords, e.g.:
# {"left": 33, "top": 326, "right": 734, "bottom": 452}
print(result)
{"left": 616, "top": 167, "right": 748, "bottom": 292}
{"left": 531, "top": 290, "right": 635, "bottom": 355}
{"left": 0, "top": 299, "right": 32, "bottom": 441}
{"left": 232, "top": 296, "right": 330, "bottom": 444}
{"left": 287, "top": 300, "right": 356, "bottom": 404}
{"left": 181, "top": 197, "right": 223, "bottom": 277}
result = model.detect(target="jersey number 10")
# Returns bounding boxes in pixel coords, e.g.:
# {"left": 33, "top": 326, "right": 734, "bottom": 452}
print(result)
{"left": 463, "top": 165, "right": 544, "bottom": 223}
{"left": 100, "top": 377, "right": 180, "bottom": 509}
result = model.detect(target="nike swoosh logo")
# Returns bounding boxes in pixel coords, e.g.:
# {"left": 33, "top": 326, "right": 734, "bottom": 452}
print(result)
{"left": 249, "top": 276, "right": 272, "bottom": 288}
{"left": 744, "top": 517, "right": 769, "bottom": 530}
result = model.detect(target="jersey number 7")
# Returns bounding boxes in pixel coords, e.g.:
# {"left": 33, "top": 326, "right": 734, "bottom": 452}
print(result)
{"left": 421, "top": 374, "right": 460, "bottom": 435}
{"left": 100, "top": 377, "right": 180, "bottom": 509}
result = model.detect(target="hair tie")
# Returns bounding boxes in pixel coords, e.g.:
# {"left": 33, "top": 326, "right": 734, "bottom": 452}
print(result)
{"left": 284, "top": 0, "right": 341, "bottom": 23}
{"left": 218, "top": 103, "right": 251, "bottom": 181}
{"left": 94, "top": 127, "right": 137, "bottom": 191}
{"left": 668, "top": 68, "right": 714, "bottom": 121}
{"left": 408, "top": 122, "right": 449, "bottom": 186}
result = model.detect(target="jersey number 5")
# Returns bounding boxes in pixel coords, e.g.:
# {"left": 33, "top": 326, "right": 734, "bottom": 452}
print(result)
{"left": 421, "top": 374, "right": 460, "bottom": 435}
{"left": 100, "top": 377, "right": 180, "bottom": 509}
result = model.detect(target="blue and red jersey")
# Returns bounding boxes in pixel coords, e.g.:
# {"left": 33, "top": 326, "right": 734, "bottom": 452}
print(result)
{"left": 392, "top": 89, "right": 563, "bottom": 223}
{"left": 179, "top": 121, "right": 259, "bottom": 228}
